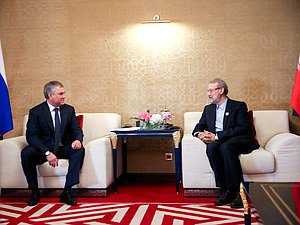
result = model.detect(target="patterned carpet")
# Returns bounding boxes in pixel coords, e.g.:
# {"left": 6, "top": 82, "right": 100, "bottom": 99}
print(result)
{"left": 0, "top": 201, "right": 263, "bottom": 224}
{"left": 0, "top": 180, "right": 263, "bottom": 224}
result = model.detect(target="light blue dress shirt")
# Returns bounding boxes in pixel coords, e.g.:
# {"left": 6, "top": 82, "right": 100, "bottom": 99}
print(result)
{"left": 215, "top": 98, "right": 228, "bottom": 133}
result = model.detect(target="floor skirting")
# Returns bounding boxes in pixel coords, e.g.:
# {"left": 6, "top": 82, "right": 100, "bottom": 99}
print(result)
{"left": 0, "top": 187, "right": 112, "bottom": 197}
{"left": 184, "top": 188, "right": 221, "bottom": 198}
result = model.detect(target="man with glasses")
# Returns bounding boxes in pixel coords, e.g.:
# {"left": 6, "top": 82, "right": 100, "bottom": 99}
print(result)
{"left": 192, "top": 78, "right": 254, "bottom": 208}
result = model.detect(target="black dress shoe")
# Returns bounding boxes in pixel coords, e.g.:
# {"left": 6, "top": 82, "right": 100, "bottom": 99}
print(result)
{"left": 60, "top": 191, "right": 77, "bottom": 206}
{"left": 230, "top": 193, "right": 243, "bottom": 209}
{"left": 27, "top": 190, "right": 40, "bottom": 206}
{"left": 214, "top": 190, "right": 237, "bottom": 206}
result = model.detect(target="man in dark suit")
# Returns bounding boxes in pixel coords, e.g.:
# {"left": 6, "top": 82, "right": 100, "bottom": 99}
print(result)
{"left": 192, "top": 78, "right": 253, "bottom": 208}
{"left": 21, "top": 80, "right": 85, "bottom": 206}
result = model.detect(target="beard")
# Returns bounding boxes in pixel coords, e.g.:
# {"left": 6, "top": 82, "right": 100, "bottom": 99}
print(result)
{"left": 209, "top": 95, "right": 221, "bottom": 104}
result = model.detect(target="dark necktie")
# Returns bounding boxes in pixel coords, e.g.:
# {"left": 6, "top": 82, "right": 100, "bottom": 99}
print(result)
{"left": 53, "top": 108, "right": 61, "bottom": 155}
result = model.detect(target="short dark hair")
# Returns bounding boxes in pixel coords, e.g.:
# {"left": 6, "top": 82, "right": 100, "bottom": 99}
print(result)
{"left": 43, "top": 81, "right": 64, "bottom": 99}
{"left": 210, "top": 78, "right": 228, "bottom": 95}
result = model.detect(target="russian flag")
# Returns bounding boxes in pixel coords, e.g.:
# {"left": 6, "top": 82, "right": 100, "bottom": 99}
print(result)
{"left": 0, "top": 41, "right": 13, "bottom": 135}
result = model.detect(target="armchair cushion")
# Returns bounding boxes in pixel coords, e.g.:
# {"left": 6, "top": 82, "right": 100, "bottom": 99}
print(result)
{"left": 38, "top": 159, "right": 69, "bottom": 177}
{"left": 240, "top": 148, "right": 274, "bottom": 174}
{"left": 77, "top": 115, "right": 84, "bottom": 129}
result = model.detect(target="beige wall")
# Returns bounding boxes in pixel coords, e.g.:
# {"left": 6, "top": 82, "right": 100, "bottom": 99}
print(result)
{"left": 1, "top": 0, "right": 300, "bottom": 173}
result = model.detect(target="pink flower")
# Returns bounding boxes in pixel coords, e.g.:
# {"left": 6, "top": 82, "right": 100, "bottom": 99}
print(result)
{"left": 161, "top": 111, "right": 174, "bottom": 120}
{"left": 139, "top": 112, "right": 152, "bottom": 122}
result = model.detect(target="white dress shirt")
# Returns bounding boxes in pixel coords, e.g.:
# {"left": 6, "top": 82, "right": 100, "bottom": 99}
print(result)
{"left": 47, "top": 101, "right": 61, "bottom": 129}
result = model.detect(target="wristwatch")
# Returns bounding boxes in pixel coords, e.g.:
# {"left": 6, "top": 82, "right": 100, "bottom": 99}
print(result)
{"left": 45, "top": 151, "right": 50, "bottom": 156}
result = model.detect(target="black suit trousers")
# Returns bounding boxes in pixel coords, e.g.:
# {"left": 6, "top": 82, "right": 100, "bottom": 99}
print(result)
{"left": 21, "top": 145, "right": 85, "bottom": 189}
{"left": 206, "top": 135, "right": 252, "bottom": 190}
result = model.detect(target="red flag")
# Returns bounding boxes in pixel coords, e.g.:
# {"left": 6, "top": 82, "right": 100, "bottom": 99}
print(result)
{"left": 291, "top": 54, "right": 300, "bottom": 117}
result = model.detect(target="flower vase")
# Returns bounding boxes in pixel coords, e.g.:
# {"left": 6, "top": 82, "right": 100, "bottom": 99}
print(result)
{"left": 143, "top": 122, "right": 151, "bottom": 129}
{"left": 139, "top": 121, "right": 150, "bottom": 130}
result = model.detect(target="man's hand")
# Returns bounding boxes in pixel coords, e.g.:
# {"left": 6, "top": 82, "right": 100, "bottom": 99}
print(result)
{"left": 46, "top": 152, "right": 58, "bottom": 167}
{"left": 197, "top": 130, "right": 216, "bottom": 143}
{"left": 71, "top": 140, "right": 82, "bottom": 150}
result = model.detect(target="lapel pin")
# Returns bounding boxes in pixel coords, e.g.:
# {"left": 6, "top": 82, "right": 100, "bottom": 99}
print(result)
{"left": 225, "top": 112, "right": 229, "bottom": 116}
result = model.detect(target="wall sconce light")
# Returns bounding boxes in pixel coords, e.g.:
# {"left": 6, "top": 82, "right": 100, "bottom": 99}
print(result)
{"left": 141, "top": 14, "right": 171, "bottom": 24}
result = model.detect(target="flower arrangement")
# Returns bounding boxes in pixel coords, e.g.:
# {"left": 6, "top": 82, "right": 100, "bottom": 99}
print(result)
{"left": 161, "top": 111, "right": 175, "bottom": 121}
{"left": 150, "top": 113, "right": 164, "bottom": 126}
{"left": 131, "top": 108, "right": 174, "bottom": 129}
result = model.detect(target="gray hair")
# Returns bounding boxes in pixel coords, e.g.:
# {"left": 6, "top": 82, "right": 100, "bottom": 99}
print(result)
{"left": 210, "top": 78, "right": 228, "bottom": 95}
{"left": 43, "top": 81, "right": 64, "bottom": 99}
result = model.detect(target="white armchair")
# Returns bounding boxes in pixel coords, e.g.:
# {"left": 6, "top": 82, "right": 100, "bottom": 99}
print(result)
{"left": 182, "top": 110, "right": 300, "bottom": 195}
{"left": 0, "top": 113, "right": 121, "bottom": 196}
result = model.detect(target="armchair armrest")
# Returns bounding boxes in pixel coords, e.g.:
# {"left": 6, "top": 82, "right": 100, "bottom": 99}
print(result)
{"left": 0, "top": 136, "right": 28, "bottom": 188}
{"left": 0, "top": 136, "right": 27, "bottom": 150}
{"left": 264, "top": 133, "right": 300, "bottom": 181}
{"left": 79, "top": 136, "right": 114, "bottom": 188}
{"left": 182, "top": 134, "right": 215, "bottom": 188}
{"left": 182, "top": 134, "right": 209, "bottom": 172}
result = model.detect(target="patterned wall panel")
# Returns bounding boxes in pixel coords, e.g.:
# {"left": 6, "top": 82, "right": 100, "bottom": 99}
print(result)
{"left": 1, "top": 0, "right": 299, "bottom": 173}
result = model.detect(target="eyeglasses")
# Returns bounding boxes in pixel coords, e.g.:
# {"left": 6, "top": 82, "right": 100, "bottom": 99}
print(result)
{"left": 206, "top": 87, "right": 221, "bottom": 93}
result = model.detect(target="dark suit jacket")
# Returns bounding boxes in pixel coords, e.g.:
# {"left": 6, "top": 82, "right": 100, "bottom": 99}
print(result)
{"left": 192, "top": 98, "right": 252, "bottom": 143}
{"left": 26, "top": 101, "right": 83, "bottom": 155}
